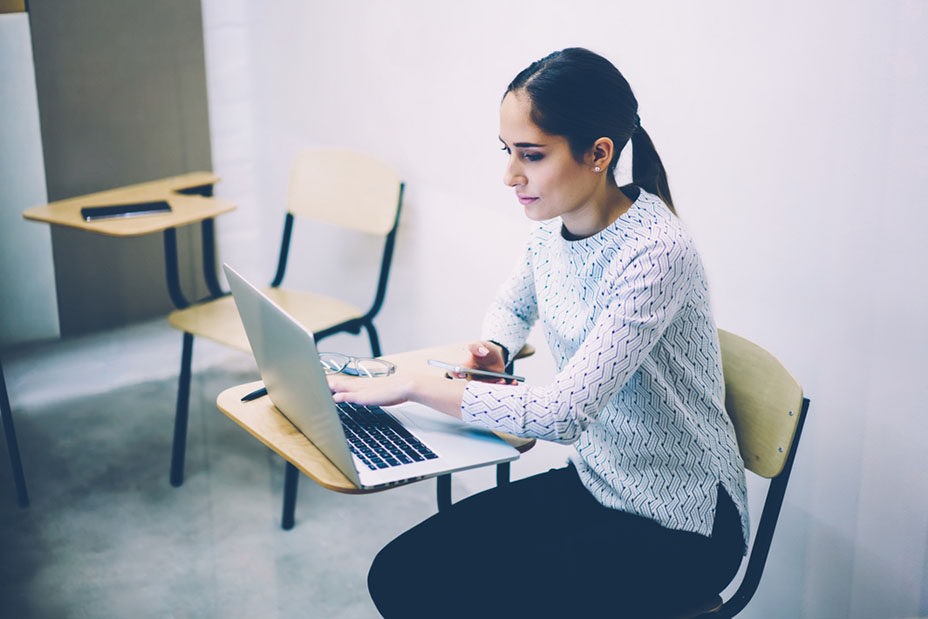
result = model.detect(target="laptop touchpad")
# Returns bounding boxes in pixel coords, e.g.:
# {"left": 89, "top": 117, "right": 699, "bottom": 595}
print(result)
{"left": 391, "top": 403, "right": 469, "bottom": 433}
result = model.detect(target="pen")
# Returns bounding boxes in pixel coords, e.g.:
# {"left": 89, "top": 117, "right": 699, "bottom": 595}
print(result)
{"left": 241, "top": 386, "right": 267, "bottom": 402}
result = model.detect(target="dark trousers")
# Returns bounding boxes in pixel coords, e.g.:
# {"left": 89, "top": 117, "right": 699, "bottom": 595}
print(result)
{"left": 368, "top": 464, "right": 744, "bottom": 618}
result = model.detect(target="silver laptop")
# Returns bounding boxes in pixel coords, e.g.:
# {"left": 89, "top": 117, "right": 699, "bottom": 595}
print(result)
{"left": 223, "top": 264, "right": 519, "bottom": 490}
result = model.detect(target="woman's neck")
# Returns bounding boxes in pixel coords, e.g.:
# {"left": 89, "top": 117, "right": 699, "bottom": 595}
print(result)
{"left": 561, "top": 183, "right": 635, "bottom": 240}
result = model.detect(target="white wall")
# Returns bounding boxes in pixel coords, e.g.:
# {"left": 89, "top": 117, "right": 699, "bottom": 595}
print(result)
{"left": 0, "top": 13, "right": 58, "bottom": 347}
{"left": 202, "top": 1, "right": 928, "bottom": 617}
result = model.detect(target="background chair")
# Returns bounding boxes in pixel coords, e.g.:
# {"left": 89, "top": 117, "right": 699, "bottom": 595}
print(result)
{"left": 166, "top": 148, "right": 404, "bottom": 489}
{"left": 1, "top": 358, "right": 29, "bottom": 508}
{"left": 667, "top": 329, "right": 810, "bottom": 619}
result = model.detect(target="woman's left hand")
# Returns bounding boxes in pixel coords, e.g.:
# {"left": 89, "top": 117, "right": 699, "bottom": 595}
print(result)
{"left": 327, "top": 374, "right": 414, "bottom": 407}
{"left": 327, "top": 373, "right": 470, "bottom": 419}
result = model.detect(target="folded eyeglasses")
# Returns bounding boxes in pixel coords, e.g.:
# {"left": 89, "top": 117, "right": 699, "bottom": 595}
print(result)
{"left": 318, "top": 352, "right": 396, "bottom": 378}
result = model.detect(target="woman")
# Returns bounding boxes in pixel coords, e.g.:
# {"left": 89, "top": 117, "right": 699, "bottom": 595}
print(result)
{"left": 328, "top": 47, "right": 748, "bottom": 618}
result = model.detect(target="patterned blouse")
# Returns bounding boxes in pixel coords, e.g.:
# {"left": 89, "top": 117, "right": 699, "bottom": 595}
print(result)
{"left": 461, "top": 189, "right": 749, "bottom": 547}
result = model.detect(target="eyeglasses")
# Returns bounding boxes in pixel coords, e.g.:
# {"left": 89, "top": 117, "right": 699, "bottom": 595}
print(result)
{"left": 319, "top": 352, "right": 396, "bottom": 378}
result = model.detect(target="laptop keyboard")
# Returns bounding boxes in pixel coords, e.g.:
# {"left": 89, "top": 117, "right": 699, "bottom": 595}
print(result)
{"left": 336, "top": 402, "right": 438, "bottom": 471}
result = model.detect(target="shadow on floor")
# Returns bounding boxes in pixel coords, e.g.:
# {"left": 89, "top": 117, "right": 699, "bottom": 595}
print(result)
{"left": 0, "top": 365, "right": 438, "bottom": 618}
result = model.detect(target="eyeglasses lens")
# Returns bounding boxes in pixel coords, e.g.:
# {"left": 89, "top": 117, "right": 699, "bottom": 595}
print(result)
{"left": 319, "top": 353, "right": 395, "bottom": 377}
{"left": 319, "top": 352, "right": 349, "bottom": 375}
{"left": 354, "top": 359, "right": 395, "bottom": 377}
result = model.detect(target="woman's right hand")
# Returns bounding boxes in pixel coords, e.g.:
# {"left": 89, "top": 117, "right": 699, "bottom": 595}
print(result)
{"left": 455, "top": 340, "right": 507, "bottom": 379}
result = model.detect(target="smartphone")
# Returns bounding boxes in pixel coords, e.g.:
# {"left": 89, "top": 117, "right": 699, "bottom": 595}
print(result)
{"left": 81, "top": 200, "right": 172, "bottom": 222}
{"left": 427, "top": 360, "right": 525, "bottom": 382}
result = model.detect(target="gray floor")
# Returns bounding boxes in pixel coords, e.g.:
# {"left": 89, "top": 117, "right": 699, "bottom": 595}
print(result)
{"left": 0, "top": 319, "right": 476, "bottom": 618}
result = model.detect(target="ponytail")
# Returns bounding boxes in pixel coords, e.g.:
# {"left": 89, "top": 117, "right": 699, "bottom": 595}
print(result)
{"left": 631, "top": 125, "right": 675, "bottom": 214}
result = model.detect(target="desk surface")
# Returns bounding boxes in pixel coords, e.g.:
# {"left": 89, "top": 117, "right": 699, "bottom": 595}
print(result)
{"left": 22, "top": 171, "right": 234, "bottom": 237}
{"left": 216, "top": 343, "right": 536, "bottom": 494}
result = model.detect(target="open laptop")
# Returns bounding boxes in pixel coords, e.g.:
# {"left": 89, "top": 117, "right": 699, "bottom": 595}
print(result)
{"left": 223, "top": 264, "right": 519, "bottom": 490}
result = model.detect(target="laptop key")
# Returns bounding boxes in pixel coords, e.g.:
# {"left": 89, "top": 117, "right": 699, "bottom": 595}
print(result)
{"left": 337, "top": 401, "right": 439, "bottom": 468}
{"left": 400, "top": 446, "right": 423, "bottom": 461}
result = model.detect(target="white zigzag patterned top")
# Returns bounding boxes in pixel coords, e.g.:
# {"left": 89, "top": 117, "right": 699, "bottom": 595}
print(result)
{"left": 462, "top": 189, "right": 749, "bottom": 547}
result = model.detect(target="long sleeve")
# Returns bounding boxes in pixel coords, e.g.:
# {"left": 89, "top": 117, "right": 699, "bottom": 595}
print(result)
{"left": 456, "top": 191, "right": 750, "bottom": 545}
{"left": 480, "top": 239, "right": 539, "bottom": 360}
{"left": 463, "top": 232, "right": 696, "bottom": 443}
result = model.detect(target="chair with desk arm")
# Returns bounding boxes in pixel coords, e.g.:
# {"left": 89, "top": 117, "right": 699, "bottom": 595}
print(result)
{"left": 166, "top": 148, "right": 404, "bottom": 499}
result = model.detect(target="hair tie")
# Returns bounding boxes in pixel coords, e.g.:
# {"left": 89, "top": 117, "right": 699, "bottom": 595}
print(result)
{"left": 632, "top": 113, "right": 641, "bottom": 133}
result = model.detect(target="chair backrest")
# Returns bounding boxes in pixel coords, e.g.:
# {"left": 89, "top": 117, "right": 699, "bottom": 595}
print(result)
{"left": 718, "top": 329, "right": 804, "bottom": 479}
{"left": 714, "top": 329, "right": 810, "bottom": 618}
{"left": 287, "top": 148, "right": 402, "bottom": 236}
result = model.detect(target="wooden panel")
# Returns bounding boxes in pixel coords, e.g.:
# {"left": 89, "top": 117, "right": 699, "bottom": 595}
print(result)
{"left": 0, "top": 0, "right": 26, "bottom": 13}
{"left": 718, "top": 329, "right": 804, "bottom": 478}
{"left": 287, "top": 148, "right": 401, "bottom": 236}
{"left": 28, "top": 0, "right": 213, "bottom": 335}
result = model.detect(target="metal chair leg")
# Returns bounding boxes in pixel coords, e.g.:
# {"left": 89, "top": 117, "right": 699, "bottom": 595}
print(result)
{"left": 0, "top": 359, "right": 29, "bottom": 508}
{"left": 436, "top": 474, "right": 452, "bottom": 511}
{"left": 496, "top": 462, "right": 511, "bottom": 486}
{"left": 365, "top": 321, "right": 382, "bottom": 358}
{"left": 162, "top": 228, "right": 190, "bottom": 310}
{"left": 282, "top": 462, "right": 299, "bottom": 530}
{"left": 170, "top": 332, "right": 194, "bottom": 487}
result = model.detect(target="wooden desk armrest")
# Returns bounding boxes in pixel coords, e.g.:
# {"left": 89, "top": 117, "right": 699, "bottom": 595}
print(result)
{"left": 217, "top": 381, "right": 536, "bottom": 495}
{"left": 215, "top": 344, "right": 539, "bottom": 496}
{"left": 513, "top": 343, "right": 535, "bottom": 361}
{"left": 501, "top": 434, "right": 536, "bottom": 453}
{"left": 22, "top": 171, "right": 234, "bottom": 236}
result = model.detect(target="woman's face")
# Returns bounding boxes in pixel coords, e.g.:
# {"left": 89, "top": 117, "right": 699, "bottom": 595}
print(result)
{"left": 499, "top": 90, "right": 598, "bottom": 224}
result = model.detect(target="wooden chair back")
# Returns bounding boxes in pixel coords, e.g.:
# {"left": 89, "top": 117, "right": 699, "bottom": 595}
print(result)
{"left": 287, "top": 148, "right": 402, "bottom": 236}
{"left": 718, "top": 329, "right": 804, "bottom": 479}
{"left": 663, "top": 330, "right": 810, "bottom": 618}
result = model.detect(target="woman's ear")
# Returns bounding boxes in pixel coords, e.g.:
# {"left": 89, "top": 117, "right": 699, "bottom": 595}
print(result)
{"left": 589, "top": 137, "right": 615, "bottom": 172}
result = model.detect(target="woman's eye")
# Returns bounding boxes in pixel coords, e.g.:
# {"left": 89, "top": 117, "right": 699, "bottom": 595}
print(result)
{"left": 523, "top": 152, "right": 543, "bottom": 162}
{"left": 500, "top": 145, "right": 511, "bottom": 154}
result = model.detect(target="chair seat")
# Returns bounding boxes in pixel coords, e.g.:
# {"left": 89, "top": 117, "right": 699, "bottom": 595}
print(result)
{"left": 168, "top": 287, "right": 365, "bottom": 353}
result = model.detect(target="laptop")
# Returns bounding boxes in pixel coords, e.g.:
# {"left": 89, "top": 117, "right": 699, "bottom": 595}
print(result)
{"left": 223, "top": 264, "right": 520, "bottom": 490}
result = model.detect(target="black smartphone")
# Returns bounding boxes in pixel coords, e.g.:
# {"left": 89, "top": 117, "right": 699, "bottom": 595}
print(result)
{"left": 80, "top": 200, "right": 172, "bottom": 222}
{"left": 427, "top": 360, "right": 525, "bottom": 382}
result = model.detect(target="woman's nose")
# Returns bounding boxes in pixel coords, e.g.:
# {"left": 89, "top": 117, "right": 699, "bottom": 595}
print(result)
{"left": 503, "top": 157, "right": 524, "bottom": 187}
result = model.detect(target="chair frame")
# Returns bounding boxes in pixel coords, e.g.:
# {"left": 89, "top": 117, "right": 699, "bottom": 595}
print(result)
{"left": 704, "top": 396, "right": 810, "bottom": 618}
{"left": 0, "top": 358, "right": 29, "bottom": 508}
{"left": 169, "top": 182, "right": 404, "bottom": 491}
{"left": 268, "top": 191, "right": 403, "bottom": 357}
{"left": 274, "top": 187, "right": 404, "bottom": 529}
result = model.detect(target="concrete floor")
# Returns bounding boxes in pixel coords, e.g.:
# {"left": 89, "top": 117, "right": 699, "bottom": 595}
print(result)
{"left": 0, "top": 319, "right": 510, "bottom": 618}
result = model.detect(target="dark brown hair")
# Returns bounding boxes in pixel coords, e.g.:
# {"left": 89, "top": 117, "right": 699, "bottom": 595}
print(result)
{"left": 506, "top": 47, "right": 675, "bottom": 213}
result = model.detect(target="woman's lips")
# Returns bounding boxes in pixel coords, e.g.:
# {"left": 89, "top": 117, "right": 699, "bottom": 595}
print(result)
{"left": 517, "top": 195, "right": 538, "bottom": 206}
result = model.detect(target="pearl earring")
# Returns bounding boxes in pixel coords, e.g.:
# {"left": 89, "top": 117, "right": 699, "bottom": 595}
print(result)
{"left": 593, "top": 166, "right": 601, "bottom": 172}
